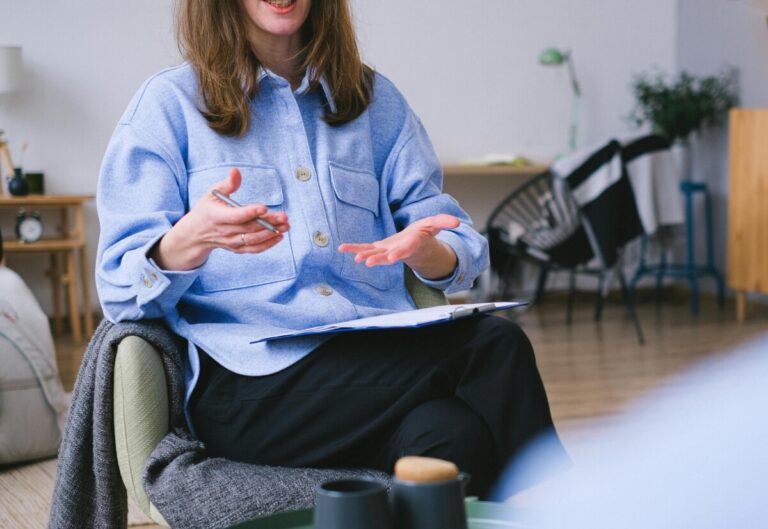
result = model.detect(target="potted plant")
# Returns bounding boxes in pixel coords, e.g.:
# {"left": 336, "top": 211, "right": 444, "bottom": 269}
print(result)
{"left": 629, "top": 68, "right": 738, "bottom": 179}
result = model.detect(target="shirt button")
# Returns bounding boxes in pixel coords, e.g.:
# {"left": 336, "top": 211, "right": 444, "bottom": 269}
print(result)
{"left": 313, "top": 231, "right": 329, "bottom": 247}
{"left": 143, "top": 268, "right": 157, "bottom": 287}
{"left": 315, "top": 285, "right": 333, "bottom": 296}
{"left": 457, "top": 272, "right": 465, "bottom": 283}
{"left": 295, "top": 167, "right": 312, "bottom": 181}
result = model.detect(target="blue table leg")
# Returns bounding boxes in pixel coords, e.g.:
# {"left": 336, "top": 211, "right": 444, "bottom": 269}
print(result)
{"left": 683, "top": 183, "right": 700, "bottom": 315}
{"left": 631, "top": 181, "right": 724, "bottom": 317}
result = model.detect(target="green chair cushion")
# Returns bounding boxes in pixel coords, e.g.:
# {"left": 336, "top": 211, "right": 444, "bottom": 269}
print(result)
{"left": 405, "top": 267, "right": 448, "bottom": 308}
{"left": 114, "top": 335, "right": 169, "bottom": 526}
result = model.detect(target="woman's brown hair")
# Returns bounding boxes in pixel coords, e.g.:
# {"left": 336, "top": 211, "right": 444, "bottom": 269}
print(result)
{"left": 176, "top": 0, "right": 373, "bottom": 137}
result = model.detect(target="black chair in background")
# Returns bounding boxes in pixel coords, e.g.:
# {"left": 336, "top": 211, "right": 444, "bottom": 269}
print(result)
{"left": 486, "top": 140, "right": 646, "bottom": 344}
{"left": 486, "top": 169, "right": 590, "bottom": 300}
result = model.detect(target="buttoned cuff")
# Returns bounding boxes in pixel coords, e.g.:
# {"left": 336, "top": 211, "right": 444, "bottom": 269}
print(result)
{"left": 413, "top": 231, "right": 473, "bottom": 294}
{"left": 135, "top": 235, "right": 201, "bottom": 307}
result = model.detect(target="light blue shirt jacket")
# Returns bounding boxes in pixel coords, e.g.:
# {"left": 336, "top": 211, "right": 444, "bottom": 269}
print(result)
{"left": 96, "top": 63, "right": 489, "bottom": 407}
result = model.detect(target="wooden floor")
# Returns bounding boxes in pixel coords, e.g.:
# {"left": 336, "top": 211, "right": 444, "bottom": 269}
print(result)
{"left": 525, "top": 294, "right": 768, "bottom": 422}
{"left": 2, "top": 295, "right": 767, "bottom": 528}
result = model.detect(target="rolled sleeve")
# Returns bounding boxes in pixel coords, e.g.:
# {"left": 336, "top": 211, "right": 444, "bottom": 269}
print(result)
{"left": 134, "top": 238, "right": 200, "bottom": 309}
{"left": 413, "top": 228, "right": 487, "bottom": 293}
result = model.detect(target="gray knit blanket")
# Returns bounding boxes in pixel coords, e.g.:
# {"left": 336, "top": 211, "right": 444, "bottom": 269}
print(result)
{"left": 48, "top": 319, "right": 388, "bottom": 529}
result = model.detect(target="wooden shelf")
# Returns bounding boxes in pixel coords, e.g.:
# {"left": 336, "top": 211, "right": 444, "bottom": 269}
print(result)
{"left": 442, "top": 164, "right": 549, "bottom": 177}
{"left": 0, "top": 193, "right": 94, "bottom": 207}
{"left": 4, "top": 239, "right": 85, "bottom": 252}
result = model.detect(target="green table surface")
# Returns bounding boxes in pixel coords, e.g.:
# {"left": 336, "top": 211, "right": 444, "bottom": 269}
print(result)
{"left": 226, "top": 500, "right": 528, "bottom": 529}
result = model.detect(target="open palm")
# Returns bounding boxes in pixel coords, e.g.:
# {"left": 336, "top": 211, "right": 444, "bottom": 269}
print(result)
{"left": 338, "top": 214, "right": 460, "bottom": 268}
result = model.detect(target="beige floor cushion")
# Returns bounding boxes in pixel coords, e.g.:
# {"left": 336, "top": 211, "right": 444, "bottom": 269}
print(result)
{"left": 0, "top": 267, "right": 68, "bottom": 465}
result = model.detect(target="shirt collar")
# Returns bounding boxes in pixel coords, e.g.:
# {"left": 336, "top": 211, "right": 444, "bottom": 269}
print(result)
{"left": 256, "top": 67, "right": 337, "bottom": 114}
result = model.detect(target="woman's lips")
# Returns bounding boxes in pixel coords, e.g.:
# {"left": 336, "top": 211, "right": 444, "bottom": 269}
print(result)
{"left": 263, "top": 0, "right": 297, "bottom": 12}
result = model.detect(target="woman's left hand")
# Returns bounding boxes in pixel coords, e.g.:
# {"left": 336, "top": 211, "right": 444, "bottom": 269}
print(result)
{"left": 338, "top": 214, "right": 460, "bottom": 280}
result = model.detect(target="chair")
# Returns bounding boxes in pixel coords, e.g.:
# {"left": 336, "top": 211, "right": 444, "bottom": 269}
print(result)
{"left": 113, "top": 268, "right": 447, "bottom": 526}
{"left": 486, "top": 169, "right": 592, "bottom": 302}
{"left": 486, "top": 141, "right": 645, "bottom": 343}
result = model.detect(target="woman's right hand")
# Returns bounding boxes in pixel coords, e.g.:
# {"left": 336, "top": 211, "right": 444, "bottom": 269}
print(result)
{"left": 149, "top": 168, "right": 290, "bottom": 271}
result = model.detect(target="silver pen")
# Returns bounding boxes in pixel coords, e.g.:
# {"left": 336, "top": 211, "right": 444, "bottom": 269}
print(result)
{"left": 211, "top": 190, "right": 280, "bottom": 234}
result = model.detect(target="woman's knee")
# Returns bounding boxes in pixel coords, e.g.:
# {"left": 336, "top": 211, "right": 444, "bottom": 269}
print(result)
{"left": 392, "top": 398, "right": 498, "bottom": 496}
{"left": 393, "top": 398, "right": 494, "bottom": 464}
{"left": 466, "top": 316, "right": 537, "bottom": 372}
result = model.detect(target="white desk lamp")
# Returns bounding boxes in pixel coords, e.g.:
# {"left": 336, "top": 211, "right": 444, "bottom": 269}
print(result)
{"left": 0, "top": 46, "right": 23, "bottom": 195}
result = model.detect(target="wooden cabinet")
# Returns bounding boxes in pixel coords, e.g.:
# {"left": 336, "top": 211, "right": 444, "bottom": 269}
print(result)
{"left": 727, "top": 109, "right": 768, "bottom": 322}
{"left": 0, "top": 194, "right": 95, "bottom": 341}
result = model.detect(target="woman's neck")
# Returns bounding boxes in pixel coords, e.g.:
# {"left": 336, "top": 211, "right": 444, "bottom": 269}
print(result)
{"left": 249, "top": 32, "right": 304, "bottom": 89}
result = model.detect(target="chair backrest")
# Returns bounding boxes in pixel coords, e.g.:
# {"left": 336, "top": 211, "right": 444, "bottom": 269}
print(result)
{"left": 621, "top": 134, "right": 680, "bottom": 236}
{"left": 486, "top": 170, "right": 593, "bottom": 269}
{"left": 621, "top": 134, "right": 671, "bottom": 165}
{"left": 114, "top": 335, "right": 170, "bottom": 526}
{"left": 554, "top": 140, "right": 644, "bottom": 267}
{"left": 405, "top": 266, "right": 448, "bottom": 308}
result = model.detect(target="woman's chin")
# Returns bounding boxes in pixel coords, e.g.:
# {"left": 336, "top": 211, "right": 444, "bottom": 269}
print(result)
{"left": 260, "top": 20, "right": 304, "bottom": 36}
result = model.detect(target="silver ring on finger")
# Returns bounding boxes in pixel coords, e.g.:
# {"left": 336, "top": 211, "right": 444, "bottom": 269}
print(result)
{"left": 241, "top": 233, "right": 247, "bottom": 246}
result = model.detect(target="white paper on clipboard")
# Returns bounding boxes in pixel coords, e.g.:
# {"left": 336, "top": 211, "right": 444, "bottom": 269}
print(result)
{"left": 251, "top": 301, "right": 527, "bottom": 344}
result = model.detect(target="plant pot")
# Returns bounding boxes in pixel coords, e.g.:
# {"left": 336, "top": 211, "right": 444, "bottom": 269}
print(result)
{"left": 671, "top": 141, "right": 692, "bottom": 182}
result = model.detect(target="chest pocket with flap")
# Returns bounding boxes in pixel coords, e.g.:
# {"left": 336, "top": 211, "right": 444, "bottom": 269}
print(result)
{"left": 329, "top": 161, "right": 399, "bottom": 290}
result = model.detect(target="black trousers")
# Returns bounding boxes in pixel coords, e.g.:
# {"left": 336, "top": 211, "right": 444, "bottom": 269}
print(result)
{"left": 191, "top": 315, "right": 563, "bottom": 498}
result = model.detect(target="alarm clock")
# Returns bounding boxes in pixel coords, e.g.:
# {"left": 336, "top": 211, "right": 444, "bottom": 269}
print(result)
{"left": 15, "top": 209, "right": 43, "bottom": 243}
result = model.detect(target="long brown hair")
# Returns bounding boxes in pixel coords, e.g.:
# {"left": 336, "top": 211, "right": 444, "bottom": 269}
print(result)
{"left": 176, "top": 0, "right": 373, "bottom": 137}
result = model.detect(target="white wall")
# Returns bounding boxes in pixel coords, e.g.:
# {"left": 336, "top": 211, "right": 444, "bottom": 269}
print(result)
{"left": 352, "top": 0, "right": 677, "bottom": 162}
{"left": 676, "top": 0, "right": 768, "bottom": 279}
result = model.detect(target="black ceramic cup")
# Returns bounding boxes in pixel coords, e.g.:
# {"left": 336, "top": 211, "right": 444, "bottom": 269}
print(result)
{"left": 314, "top": 479, "right": 393, "bottom": 529}
{"left": 25, "top": 172, "right": 44, "bottom": 194}
{"left": 390, "top": 472, "right": 470, "bottom": 529}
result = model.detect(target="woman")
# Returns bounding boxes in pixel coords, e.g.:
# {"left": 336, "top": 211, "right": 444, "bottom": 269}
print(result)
{"left": 96, "top": 0, "right": 563, "bottom": 498}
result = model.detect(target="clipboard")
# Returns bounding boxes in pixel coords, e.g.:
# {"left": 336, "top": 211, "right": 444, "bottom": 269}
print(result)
{"left": 251, "top": 301, "right": 527, "bottom": 344}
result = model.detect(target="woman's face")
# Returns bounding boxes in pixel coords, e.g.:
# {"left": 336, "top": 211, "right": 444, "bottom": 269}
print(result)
{"left": 240, "top": 0, "right": 312, "bottom": 41}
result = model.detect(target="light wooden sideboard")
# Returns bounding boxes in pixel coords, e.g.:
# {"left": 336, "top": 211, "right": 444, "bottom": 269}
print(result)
{"left": 727, "top": 109, "right": 768, "bottom": 322}
{"left": 0, "top": 194, "right": 95, "bottom": 341}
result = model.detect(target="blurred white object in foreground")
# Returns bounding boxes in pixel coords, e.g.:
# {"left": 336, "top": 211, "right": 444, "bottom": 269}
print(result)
{"left": 495, "top": 335, "right": 768, "bottom": 529}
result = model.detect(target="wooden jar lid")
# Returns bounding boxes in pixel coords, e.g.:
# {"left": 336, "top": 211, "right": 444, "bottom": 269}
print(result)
{"left": 394, "top": 456, "right": 459, "bottom": 482}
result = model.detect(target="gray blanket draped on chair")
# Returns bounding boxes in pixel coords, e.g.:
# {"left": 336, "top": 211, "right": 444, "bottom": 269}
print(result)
{"left": 48, "top": 319, "right": 388, "bottom": 529}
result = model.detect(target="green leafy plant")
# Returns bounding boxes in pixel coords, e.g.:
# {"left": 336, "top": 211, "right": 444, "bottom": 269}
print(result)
{"left": 630, "top": 69, "right": 738, "bottom": 143}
